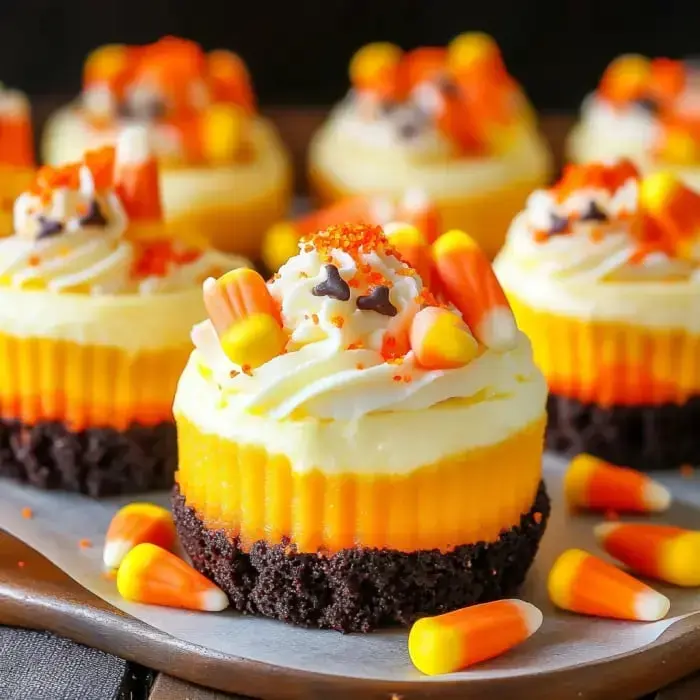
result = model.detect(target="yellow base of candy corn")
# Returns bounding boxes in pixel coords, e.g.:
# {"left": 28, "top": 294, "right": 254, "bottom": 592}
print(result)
{"left": 220, "top": 314, "right": 287, "bottom": 368}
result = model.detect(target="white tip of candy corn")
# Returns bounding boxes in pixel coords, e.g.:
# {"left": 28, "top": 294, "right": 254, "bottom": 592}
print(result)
{"left": 202, "top": 587, "right": 231, "bottom": 612}
{"left": 508, "top": 599, "right": 544, "bottom": 635}
{"left": 643, "top": 481, "right": 672, "bottom": 513}
{"left": 103, "top": 540, "right": 132, "bottom": 570}
{"left": 478, "top": 307, "right": 518, "bottom": 352}
{"left": 116, "top": 125, "right": 152, "bottom": 165}
{"left": 635, "top": 590, "right": 671, "bottom": 622}
{"left": 593, "top": 522, "right": 620, "bottom": 541}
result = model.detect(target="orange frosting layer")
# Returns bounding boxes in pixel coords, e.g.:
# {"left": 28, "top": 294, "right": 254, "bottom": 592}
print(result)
{"left": 508, "top": 293, "right": 700, "bottom": 406}
{"left": 0, "top": 332, "right": 189, "bottom": 430}
{"left": 175, "top": 414, "right": 545, "bottom": 554}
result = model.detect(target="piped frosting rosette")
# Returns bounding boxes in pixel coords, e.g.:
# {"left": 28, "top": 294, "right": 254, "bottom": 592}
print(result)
{"left": 174, "top": 223, "right": 547, "bottom": 555}
{"left": 496, "top": 160, "right": 700, "bottom": 406}
{"left": 568, "top": 55, "right": 700, "bottom": 177}
{"left": 0, "top": 125, "right": 248, "bottom": 435}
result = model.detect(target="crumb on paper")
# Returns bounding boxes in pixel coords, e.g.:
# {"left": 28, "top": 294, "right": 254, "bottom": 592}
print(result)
{"left": 680, "top": 464, "right": 694, "bottom": 479}
{"left": 21, "top": 506, "right": 33, "bottom": 519}
{"left": 79, "top": 538, "right": 92, "bottom": 549}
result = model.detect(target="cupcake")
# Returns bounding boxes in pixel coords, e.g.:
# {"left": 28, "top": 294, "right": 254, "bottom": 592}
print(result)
{"left": 308, "top": 33, "right": 552, "bottom": 259}
{"left": 42, "top": 36, "right": 291, "bottom": 257}
{"left": 262, "top": 188, "right": 440, "bottom": 272}
{"left": 568, "top": 55, "right": 700, "bottom": 188}
{"left": 495, "top": 160, "right": 700, "bottom": 470}
{"left": 0, "top": 127, "right": 248, "bottom": 496}
{"left": 173, "top": 222, "right": 549, "bottom": 632}
{"left": 0, "top": 84, "right": 34, "bottom": 235}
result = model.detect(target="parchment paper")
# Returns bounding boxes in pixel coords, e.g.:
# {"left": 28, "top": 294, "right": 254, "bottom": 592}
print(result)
{"left": 1, "top": 454, "right": 699, "bottom": 682}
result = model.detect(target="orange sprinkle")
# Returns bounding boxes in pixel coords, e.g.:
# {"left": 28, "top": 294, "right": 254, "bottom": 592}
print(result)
{"left": 356, "top": 363, "right": 365, "bottom": 370}
{"left": 17, "top": 561, "right": 25, "bottom": 569}
{"left": 348, "top": 278, "right": 360, "bottom": 288}
{"left": 28, "top": 255, "right": 40, "bottom": 267}
{"left": 347, "top": 341, "right": 365, "bottom": 350}
{"left": 604, "top": 509, "right": 620, "bottom": 521}
{"left": 393, "top": 375, "right": 403, "bottom": 382}
{"left": 590, "top": 226, "right": 606, "bottom": 242}
{"left": 330, "top": 315, "right": 345, "bottom": 329}
{"left": 533, "top": 231, "right": 550, "bottom": 243}
{"left": 79, "top": 538, "right": 92, "bottom": 549}
{"left": 533, "top": 512, "right": 543, "bottom": 524}
{"left": 402, "top": 375, "right": 413, "bottom": 383}
{"left": 397, "top": 267, "right": 415, "bottom": 276}
{"left": 229, "top": 369, "right": 240, "bottom": 379}
{"left": 311, "top": 313, "right": 319, "bottom": 325}
{"left": 680, "top": 464, "right": 695, "bottom": 478}
{"left": 101, "top": 570, "right": 117, "bottom": 581}
{"left": 387, "top": 356, "right": 404, "bottom": 365}
{"left": 21, "top": 507, "right": 33, "bottom": 520}
{"left": 241, "top": 364, "right": 253, "bottom": 376}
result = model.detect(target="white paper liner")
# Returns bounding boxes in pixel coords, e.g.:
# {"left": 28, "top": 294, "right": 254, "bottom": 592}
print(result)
{"left": 1, "top": 454, "right": 699, "bottom": 683}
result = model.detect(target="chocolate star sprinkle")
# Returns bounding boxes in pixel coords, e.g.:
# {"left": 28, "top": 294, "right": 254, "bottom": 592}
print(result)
{"left": 356, "top": 285, "right": 397, "bottom": 317}
{"left": 36, "top": 217, "right": 64, "bottom": 240}
{"left": 580, "top": 201, "right": 608, "bottom": 222}
{"left": 633, "top": 96, "right": 659, "bottom": 115}
{"left": 548, "top": 213, "right": 569, "bottom": 235}
{"left": 79, "top": 200, "right": 108, "bottom": 227}
{"left": 312, "top": 264, "right": 350, "bottom": 301}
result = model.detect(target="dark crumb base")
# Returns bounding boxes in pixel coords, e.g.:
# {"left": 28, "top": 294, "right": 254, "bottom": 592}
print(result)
{"left": 173, "top": 481, "right": 550, "bottom": 633}
{"left": 546, "top": 393, "right": 700, "bottom": 471}
{"left": 0, "top": 418, "right": 177, "bottom": 497}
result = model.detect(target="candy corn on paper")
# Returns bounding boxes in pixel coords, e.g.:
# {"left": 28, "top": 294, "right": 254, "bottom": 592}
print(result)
{"left": 1, "top": 454, "right": 700, "bottom": 683}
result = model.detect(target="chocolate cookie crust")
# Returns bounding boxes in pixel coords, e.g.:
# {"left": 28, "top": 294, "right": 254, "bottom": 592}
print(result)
{"left": 173, "top": 481, "right": 550, "bottom": 633}
{"left": 546, "top": 393, "right": 700, "bottom": 471}
{"left": 0, "top": 418, "right": 177, "bottom": 497}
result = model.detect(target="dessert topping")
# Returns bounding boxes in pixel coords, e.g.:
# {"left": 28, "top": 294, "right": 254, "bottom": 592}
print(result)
{"left": 356, "top": 284, "right": 397, "bottom": 316}
{"left": 311, "top": 264, "right": 350, "bottom": 301}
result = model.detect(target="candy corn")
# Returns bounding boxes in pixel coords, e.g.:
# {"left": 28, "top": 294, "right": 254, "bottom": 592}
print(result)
{"left": 103, "top": 503, "right": 177, "bottom": 570}
{"left": 410, "top": 306, "right": 479, "bottom": 370}
{"left": 599, "top": 54, "right": 651, "bottom": 105}
{"left": 83, "top": 44, "right": 132, "bottom": 91}
{"left": 384, "top": 222, "right": 432, "bottom": 283}
{"left": 548, "top": 549, "right": 670, "bottom": 621}
{"left": 595, "top": 522, "right": 700, "bottom": 587}
{"left": 638, "top": 172, "right": 700, "bottom": 259}
{"left": 117, "top": 543, "right": 229, "bottom": 612}
{"left": 203, "top": 268, "right": 286, "bottom": 368}
{"left": 432, "top": 229, "right": 518, "bottom": 351}
{"left": 349, "top": 42, "right": 402, "bottom": 97}
{"left": 408, "top": 599, "right": 542, "bottom": 675}
{"left": 565, "top": 454, "right": 671, "bottom": 514}
{"left": 114, "top": 125, "right": 163, "bottom": 223}
{"left": 448, "top": 32, "right": 504, "bottom": 78}
{"left": 0, "top": 90, "right": 33, "bottom": 168}
{"left": 201, "top": 103, "right": 246, "bottom": 164}
{"left": 207, "top": 49, "right": 255, "bottom": 112}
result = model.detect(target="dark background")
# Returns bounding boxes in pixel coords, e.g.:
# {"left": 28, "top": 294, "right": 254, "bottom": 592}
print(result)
{"left": 0, "top": 0, "right": 699, "bottom": 111}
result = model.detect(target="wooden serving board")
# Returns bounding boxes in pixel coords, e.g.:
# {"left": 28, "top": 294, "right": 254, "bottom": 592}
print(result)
{"left": 2, "top": 526, "right": 700, "bottom": 700}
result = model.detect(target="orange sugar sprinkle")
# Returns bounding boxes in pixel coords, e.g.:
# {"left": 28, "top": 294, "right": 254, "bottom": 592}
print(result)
{"left": 533, "top": 512, "right": 543, "bottom": 524}
{"left": 101, "top": 570, "right": 117, "bottom": 581}
{"left": 348, "top": 278, "right": 360, "bottom": 288}
{"left": 303, "top": 223, "right": 389, "bottom": 261}
{"left": 680, "top": 464, "right": 695, "bottom": 478}
{"left": 17, "top": 561, "right": 26, "bottom": 569}
{"left": 330, "top": 315, "right": 345, "bottom": 328}
{"left": 21, "top": 507, "right": 33, "bottom": 520}
{"left": 356, "top": 362, "right": 365, "bottom": 370}
{"left": 589, "top": 226, "right": 606, "bottom": 242}
{"left": 392, "top": 375, "right": 403, "bottom": 382}
{"left": 347, "top": 341, "right": 364, "bottom": 350}
{"left": 241, "top": 364, "right": 253, "bottom": 376}
{"left": 311, "top": 313, "right": 319, "bottom": 325}
{"left": 397, "top": 267, "right": 414, "bottom": 276}
{"left": 604, "top": 509, "right": 620, "bottom": 522}
{"left": 28, "top": 255, "right": 40, "bottom": 267}
{"left": 229, "top": 369, "right": 240, "bottom": 379}
{"left": 79, "top": 538, "right": 92, "bottom": 549}
{"left": 402, "top": 375, "right": 413, "bottom": 383}
{"left": 533, "top": 231, "right": 550, "bottom": 243}
{"left": 387, "top": 356, "right": 404, "bottom": 365}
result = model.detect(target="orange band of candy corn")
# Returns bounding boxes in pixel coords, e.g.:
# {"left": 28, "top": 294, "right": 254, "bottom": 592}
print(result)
{"left": 595, "top": 522, "right": 700, "bottom": 587}
{"left": 408, "top": 599, "right": 542, "bottom": 675}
